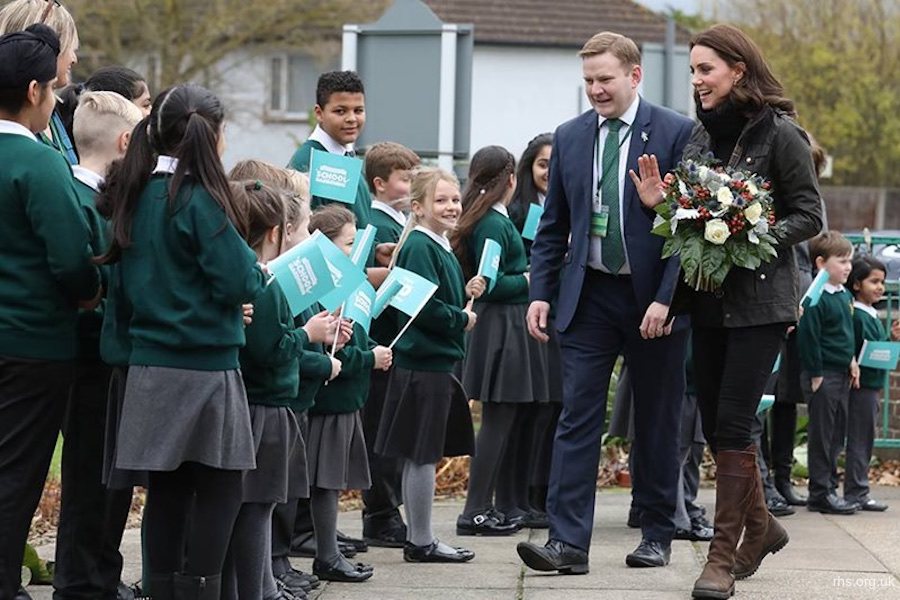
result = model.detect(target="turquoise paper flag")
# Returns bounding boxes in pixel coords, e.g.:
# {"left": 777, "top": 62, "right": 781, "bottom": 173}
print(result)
{"left": 308, "top": 148, "right": 363, "bottom": 205}
{"left": 756, "top": 394, "right": 775, "bottom": 415}
{"left": 314, "top": 234, "right": 368, "bottom": 313}
{"left": 343, "top": 281, "right": 377, "bottom": 333}
{"left": 477, "top": 238, "right": 502, "bottom": 292}
{"left": 380, "top": 267, "right": 438, "bottom": 317}
{"left": 372, "top": 277, "right": 404, "bottom": 319}
{"left": 350, "top": 224, "right": 377, "bottom": 268}
{"left": 800, "top": 269, "right": 829, "bottom": 307}
{"left": 771, "top": 353, "right": 781, "bottom": 374}
{"left": 267, "top": 231, "right": 336, "bottom": 316}
{"left": 858, "top": 340, "right": 900, "bottom": 370}
{"left": 521, "top": 203, "right": 544, "bottom": 240}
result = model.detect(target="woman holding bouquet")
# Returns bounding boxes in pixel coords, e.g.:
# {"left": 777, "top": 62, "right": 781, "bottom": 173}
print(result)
{"left": 631, "top": 24, "right": 822, "bottom": 599}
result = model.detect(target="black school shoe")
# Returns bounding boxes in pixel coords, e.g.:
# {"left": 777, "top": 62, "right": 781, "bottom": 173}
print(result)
{"left": 807, "top": 493, "right": 858, "bottom": 515}
{"left": 403, "top": 540, "right": 475, "bottom": 563}
{"left": 312, "top": 556, "right": 373, "bottom": 583}
{"left": 674, "top": 516, "right": 714, "bottom": 542}
{"left": 521, "top": 509, "right": 550, "bottom": 529}
{"left": 336, "top": 530, "right": 369, "bottom": 552}
{"left": 850, "top": 497, "right": 889, "bottom": 512}
{"left": 364, "top": 522, "right": 408, "bottom": 548}
{"left": 625, "top": 539, "right": 671, "bottom": 568}
{"left": 766, "top": 495, "right": 796, "bottom": 517}
{"left": 517, "top": 539, "right": 589, "bottom": 575}
{"left": 456, "top": 510, "right": 520, "bottom": 536}
{"left": 289, "top": 533, "right": 358, "bottom": 559}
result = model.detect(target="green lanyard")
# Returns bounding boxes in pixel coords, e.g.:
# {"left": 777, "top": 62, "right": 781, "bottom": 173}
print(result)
{"left": 594, "top": 121, "right": 633, "bottom": 200}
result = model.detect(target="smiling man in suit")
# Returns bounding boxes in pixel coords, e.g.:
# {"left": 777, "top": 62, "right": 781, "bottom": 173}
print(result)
{"left": 518, "top": 31, "right": 694, "bottom": 573}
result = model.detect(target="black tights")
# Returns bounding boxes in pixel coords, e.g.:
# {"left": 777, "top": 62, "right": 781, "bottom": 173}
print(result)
{"left": 463, "top": 403, "right": 521, "bottom": 517}
{"left": 144, "top": 462, "right": 243, "bottom": 576}
{"left": 692, "top": 324, "right": 786, "bottom": 453}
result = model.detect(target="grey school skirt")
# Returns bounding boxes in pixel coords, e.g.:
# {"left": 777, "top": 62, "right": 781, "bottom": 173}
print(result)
{"left": 242, "top": 404, "right": 301, "bottom": 504}
{"left": 306, "top": 410, "right": 370, "bottom": 491}
{"left": 462, "top": 302, "right": 551, "bottom": 404}
{"left": 375, "top": 368, "right": 475, "bottom": 465}
{"left": 115, "top": 366, "right": 256, "bottom": 472}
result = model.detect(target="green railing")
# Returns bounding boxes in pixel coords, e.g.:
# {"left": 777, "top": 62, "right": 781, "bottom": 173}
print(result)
{"left": 845, "top": 233, "right": 900, "bottom": 448}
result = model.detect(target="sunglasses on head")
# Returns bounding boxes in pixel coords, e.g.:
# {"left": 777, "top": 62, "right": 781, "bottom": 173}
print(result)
{"left": 40, "top": 0, "right": 62, "bottom": 24}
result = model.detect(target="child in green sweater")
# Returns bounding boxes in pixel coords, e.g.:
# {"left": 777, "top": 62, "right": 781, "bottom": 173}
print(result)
{"left": 360, "top": 141, "right": 420, "bottom": 547}
{"left": 797, "top": 231, "right": 859, "bottom": 515}
{"left": 846, "top": 257, "right": 900, "bottom": 512}
{"left": 306, "top": 205, "right": 392, "bottom": 584}
{"left": 374, "top": 168, "right": 485, "bottom": 564}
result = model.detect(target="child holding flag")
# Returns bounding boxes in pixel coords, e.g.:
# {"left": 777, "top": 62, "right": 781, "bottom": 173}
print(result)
{"left": 374, "top": 168, "right": 486, "bottom": 563}
{"left": 845, "top": 257, "right": 900, "bottom": 512}
{"left": 450, "top": 146, "right": 550, "bottom": 535}
{"left": 306, "top": 204, "right": 392, "bottom": 583}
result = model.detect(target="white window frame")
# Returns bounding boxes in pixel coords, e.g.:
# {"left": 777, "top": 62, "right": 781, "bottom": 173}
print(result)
{"left": 266, "top": 52, "right": 315, "bottom": 123}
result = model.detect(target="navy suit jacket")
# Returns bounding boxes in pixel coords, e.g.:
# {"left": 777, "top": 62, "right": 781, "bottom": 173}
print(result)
{"left": 529, "top": 97, "right": 694, "bottom": 332}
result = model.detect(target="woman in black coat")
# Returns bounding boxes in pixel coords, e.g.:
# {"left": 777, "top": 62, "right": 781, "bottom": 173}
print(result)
{"left": 631, "top": 24, "right": 823, "bottom": 599}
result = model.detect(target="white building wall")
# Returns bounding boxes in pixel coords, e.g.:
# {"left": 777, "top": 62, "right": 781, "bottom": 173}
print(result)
{"left": 468, "top": 45, "right": 586, "bottom": 160}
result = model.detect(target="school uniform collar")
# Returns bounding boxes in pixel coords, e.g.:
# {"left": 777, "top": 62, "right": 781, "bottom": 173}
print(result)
{"left": 414, "top": 225, "right": 452, "bottom": 253}
{"left": 153, "top": 155, "right": 179, "bottom": 175}
{"left": 0, "top": 120, "right": 37, "bottom": 140}
{"left": 597, "top": 94, "right": 640, "bottom": 130}
{"left": 371, "top": 199, "right": 407, "bottom": 226}
{"left": 491, "top": 202, "right": 509, "bottom": 217}
{"left": 71, "top": 165, "right": 104, "bottom": 192}
{"left": 823, "top": 282, "right": 845, "bottom": 294}
{"left": 308, "top": 125, "right": 354, "bottom": 156}
{"left": 853, "top": 301, "right": 878, "bottom": 319}
{"left": 537, "top": 192, "right": 546, "bottom": 207}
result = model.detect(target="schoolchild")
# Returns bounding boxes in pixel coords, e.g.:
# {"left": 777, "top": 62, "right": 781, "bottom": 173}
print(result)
{"left": 796, "top": 231, "right": 859, "bottom": 515}
{"left": 374, "top": 168, "right": 485, "bottom": 563}
{"left": 0, "top": 0, "right": 80, "bottom": 164}
{"left": 227, "top": 160, "right": 338, "bottom": 598}
{"left": 54, "top": 90, "right": 143, "bottom": 600}
{"left": 222, "top": 180, "right": 336, "bottom": 600}
{"left": 507, "top": 133, "right": 552, "bottom": 233}
{"left": 58, "top": 65, "right": 152, "bottom": 152}
{"left": 360, "top": 140, "right": 420, "bottom": 547}
{"left": 305, "top": 204, "right": 393, "bottom": 583}
{"left": 846, "top": 257, "right": 900, "bottom": 512}
{"left": 99, "top": 83, "right": 268, "bottom": 598}
{"left": 0, "top": 24, "right": 100, "bottom": 599}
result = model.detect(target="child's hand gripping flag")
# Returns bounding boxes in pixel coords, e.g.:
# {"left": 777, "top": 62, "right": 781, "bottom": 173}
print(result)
{"left": 372, "top": 267, "right": 439, "bottom": 348}
{"left": 267, "top": 231, "right": 337, "bottom": 316}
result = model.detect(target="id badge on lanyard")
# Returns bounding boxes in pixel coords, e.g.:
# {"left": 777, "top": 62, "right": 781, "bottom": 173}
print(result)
{"left": 590, "top": 122, "right": 631, "bottom": 238}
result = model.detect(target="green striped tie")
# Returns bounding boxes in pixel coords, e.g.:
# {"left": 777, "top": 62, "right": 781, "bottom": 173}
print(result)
{"left": 601, "top": 118, "right": 625, "bottom": 273}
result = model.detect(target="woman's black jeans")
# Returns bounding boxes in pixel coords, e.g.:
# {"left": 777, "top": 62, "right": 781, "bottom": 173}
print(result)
{"left": 692, "top": 323, "right": 788, "bottom": 453}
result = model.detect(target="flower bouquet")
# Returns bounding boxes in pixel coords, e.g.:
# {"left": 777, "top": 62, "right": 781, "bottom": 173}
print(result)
{"left": 651, "top": 158, "right": 778, "bottom": 292}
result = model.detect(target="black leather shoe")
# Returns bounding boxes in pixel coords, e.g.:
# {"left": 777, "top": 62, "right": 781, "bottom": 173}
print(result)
{"left": 289, "top": 532, "right": 358, "bottom": 558}
{"left": 500, "top": 509, "right": 526, "bottom": 529}
{"left": 766, "top": 495, "right": 796, "bottom": 517}
{"left": 807, "top": 493, "right": 858, "bottom": 515}
{"left": 775, "top": 479, "right": 808, "bottom": 506}
{"left": 456, "top": 511, "right": 520, "bottom": 536}
{"left": 337, "top": 530, "right": 368, "bottom": 553}
{"left": 851, "top": 497, "right": 889, "bottom": 512}
{"left": 625, "top": 539, "right": 671, "bottom": 568}
{"left": 403, "top": 540, "right": 475, "bottom": 563}
{"left": 312, "top": 556, "right": 373, "bottom": 582}
{"left": 674, "top": 518, "right": 714, "bottom": 541}
{"left": 276, "top": 568, "right": 315, "bottom": 594}
{"left": 627, "top": 505, "right": 641, "bottom": 528}
{"left": 517, "top": 539, "right": 589, "bottom": 574}
{"left": 521, "top": 509, "right": 550, "bottom": 529}
{"left": 275, "top": 578, "right": 307, "bottom": 600}
{"left": 364, "top": 523, "right": 408, "bottom": 548}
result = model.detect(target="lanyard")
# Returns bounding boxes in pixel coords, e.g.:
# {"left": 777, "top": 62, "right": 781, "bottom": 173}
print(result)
{"left": 594, "top": 121, "right": 632, "bottom": 199}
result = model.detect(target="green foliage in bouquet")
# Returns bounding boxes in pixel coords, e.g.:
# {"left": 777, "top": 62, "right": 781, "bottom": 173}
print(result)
{"left": 651, "top": 158, "right": 779, "bottom": 292}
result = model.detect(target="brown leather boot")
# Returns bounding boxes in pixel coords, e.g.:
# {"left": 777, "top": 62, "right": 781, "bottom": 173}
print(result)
{"left": 733, "top": 445, "right": 789, "bottom": 580}
{"left": 691, "top": 447, "right": 756, "bottom": 599}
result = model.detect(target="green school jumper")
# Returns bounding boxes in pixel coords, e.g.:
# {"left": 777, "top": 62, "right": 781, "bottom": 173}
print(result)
{"left": 240, "top": 280, "right": 310, "bottom": 407}
{"left": 121, "top": 175, "right": 267, "bottom": 370}
{"left": 392, "top": 230, "right": 468, "bottom": 373}
{"left": 310, "top": 321, "right": 375, "bottom": 415}
{"left": 292, "top": 305, "right": 335, "bottom": 414}
{"left": 853, "top": 304, "right": 890, "bottom": 390}
{"left": 468, "top": 207, "right": 529, "bottom": 305}
{"left": 288, "top": 139, "right": 372, "bottom": 229}
{"left": 72, "top": 175, "right": 110, "bottom": 360}
{"left": 0, "top": 128, "right": 99, "bottom": 360}
{"left": 797, "top": 287, "right": 855, "bottom": 376}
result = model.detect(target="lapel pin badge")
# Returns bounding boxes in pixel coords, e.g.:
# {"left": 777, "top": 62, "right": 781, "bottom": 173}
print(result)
{"left": 641, "top": 131, "right": 649, "bottom": 143}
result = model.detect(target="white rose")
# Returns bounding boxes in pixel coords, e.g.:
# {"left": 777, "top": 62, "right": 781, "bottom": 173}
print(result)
{"left": 716, "top": 186, "right": 734, "bottom": 207}
{"left": 719, "top": 172, "right": 732, "bottom": 184}
{"left": 746, "top": 181, "right": 759, "bottom": 196}
{"left": 704, "top": 219, "right": 731, "bottom": 245}
{"left": 744, "top": 202, "right": 763, "bottom": 225}
{"left": 698, "top": 166, "right": 710, "bottom": 180}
